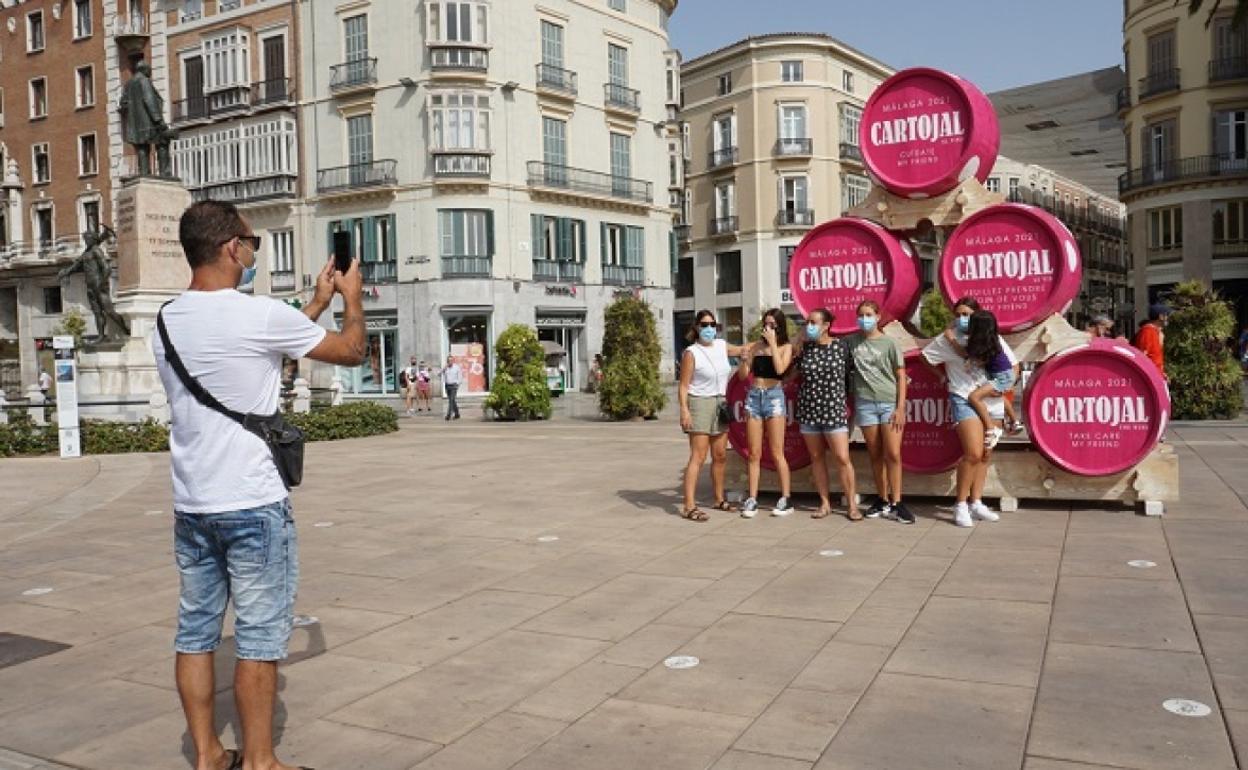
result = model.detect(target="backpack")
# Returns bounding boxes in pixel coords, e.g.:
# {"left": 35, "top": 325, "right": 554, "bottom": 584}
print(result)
{"left": 399, "top": 368, "right": 410, "bottom": 387}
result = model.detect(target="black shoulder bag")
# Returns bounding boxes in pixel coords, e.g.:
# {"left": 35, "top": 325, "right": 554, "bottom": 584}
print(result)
{"left": 156, "top": 305, "right": 305, "bottom": 489}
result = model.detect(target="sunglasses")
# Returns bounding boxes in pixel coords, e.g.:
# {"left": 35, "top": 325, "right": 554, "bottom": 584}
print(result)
{"left": 698, "top": 321, "right": 717, "bottom": 329}
{"left": 227, "top": 235, "right": 262, "bottom": 252}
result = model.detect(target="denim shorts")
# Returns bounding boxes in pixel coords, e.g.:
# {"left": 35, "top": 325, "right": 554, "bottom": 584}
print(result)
{"left": 801, "top": 422, "right": 848, "bottom": 435}
{"left": 745, "top": 385, "right": 786, "bottom": 419}
{"left": 988, "top": 369, "right": 1016, "bottom": 394}
{"left": 174, "top": 499, "right": 299, "bottom": 661}
{"left": 854, "top": 397, "right": 896, "bottom": 427}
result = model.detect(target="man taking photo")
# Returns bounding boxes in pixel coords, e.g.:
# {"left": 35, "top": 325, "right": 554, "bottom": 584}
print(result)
{"left": 154, "top": 200, "right": 366, "bottom": 770}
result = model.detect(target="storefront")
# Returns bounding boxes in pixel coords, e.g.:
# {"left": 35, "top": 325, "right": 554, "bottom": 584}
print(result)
{"left": 443, "top": 309, "right": 490, "bottom": 396}
{"left": 336, "top": 314, "right": 400, "bottom": 395}
{"left": 536, "top": 309, "right": 585, "bottom": 391}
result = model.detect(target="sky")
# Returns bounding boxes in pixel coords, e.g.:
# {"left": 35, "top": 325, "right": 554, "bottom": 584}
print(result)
{"left": 669, "top": 0, "right": 1124, "bottom": 93}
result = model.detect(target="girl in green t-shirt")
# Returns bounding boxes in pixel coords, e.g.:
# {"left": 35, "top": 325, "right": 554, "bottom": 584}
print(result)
{"left": 847, "top": 301, "right": 914, "bottom": 525}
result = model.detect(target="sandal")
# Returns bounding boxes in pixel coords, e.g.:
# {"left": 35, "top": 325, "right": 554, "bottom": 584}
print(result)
{"left": 711, "top": 500, "right": 735, "bottom": 512}
{"left": 811, "top": 506, "right": 832, "bottom": 519}
{"left": 846, "top": 508, "right": 864, "bottom": 522}
{"left": 682, "top": 507, "right": 710, "bottom": 522}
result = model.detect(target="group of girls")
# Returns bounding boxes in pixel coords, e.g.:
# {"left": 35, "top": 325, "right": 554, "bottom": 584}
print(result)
{"left": 677, "top": 296, "right": 1017, "bottom": 529}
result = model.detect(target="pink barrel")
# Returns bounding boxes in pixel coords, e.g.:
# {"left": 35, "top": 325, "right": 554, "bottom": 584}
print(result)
{"left": 939, "top": 203, "right": 1081, "bottom": 333}
{"left": 788, "top": 217, "right": 921, "bottom": 336}
{"left": 726, "top": 374, "right": 811, "bottom": 472}
{"left": 860, "top": 67, "right": 1000, "bottom": 199}
{"left": 1023, "top": 339, "right": 1170, "bottom": 477}
{"left": 900, "top": 350, "right": 963, "bottom": 474}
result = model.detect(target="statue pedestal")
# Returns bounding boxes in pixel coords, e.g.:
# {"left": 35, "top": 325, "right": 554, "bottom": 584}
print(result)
{"left": 78, "top": 177, "right": 192, "bottom": 416}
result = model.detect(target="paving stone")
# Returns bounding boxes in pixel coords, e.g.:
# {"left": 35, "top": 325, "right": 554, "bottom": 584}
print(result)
{"left": 520, "top": 573, "right": 710, "bottom": 642}
{"left": 275, "top": 719, "right": 440, "bottom": 770}
{"left": 1029, "top": 642, "right": 1236, "bottom": 769}
{"left": 1164, "top": 520, "right": 1248, "bottom": 562}
{"left": 594, "top": 623, "right": 703, "bottom": 669}
{"left": 935, "top": 547, "right": 1060, "bottom": 604}
{"left": 1050, "top": 576, "right": 1199, "bottom": 652}
{"left": 512, "top": 659, "right": 645, "bottom": 722}
{"left": 510, "top": 698, "right": 751, "bottom": 770}
{"left": 492, "top": 546, "right": 655, "bottom": 596}
{"left": 711, "top": 751, "right": 813, "bottom": 770}
{"left": 619, "top": 612, "right": 837, "bottom": 718}
{"left": 1225, "top": 708, "right": 1248, "bottom": 766}
{"left": 655, "top": 565, "right": 784, "bottom": 628}
{"left": 832, "top": 604, "right": 920, "bottom": 648}
{"left": 0, "top": 678, "right": 172, "bottom": 758}
{"left": 813, "top": 672, "right": 1033, "bottom": 770}
{"left": 635, "top": 535, "right": 767, "bottom": 579}
{"left": 789, "top": 639, "right": 891, "bottom": 696}
{"left": 884, "top": 596, "right": 1050, "bottom": 688}
{"left": 733, "top": 687, "right": 857, "bottom": 760}
{"left": 1022, "top": 758, "right": 1130, "bottom": 769}
{"left": 1172, "top": 557, "right": 1248, "bottom": 617}
{"left": 413, "top": 711, "right": 567, "bottom": 770}
{"left": 1192, "top": 613, "right": 1248, "bottom": 711}
{"left": 327, "top": 630, "right": 606, "bottom": 744}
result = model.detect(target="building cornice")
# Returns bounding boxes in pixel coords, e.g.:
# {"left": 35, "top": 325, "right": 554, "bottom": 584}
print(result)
{"left": 682, "top": 34, "right": 892, "bottom": 78}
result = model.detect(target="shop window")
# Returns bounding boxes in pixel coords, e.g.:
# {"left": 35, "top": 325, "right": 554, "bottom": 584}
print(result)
{"left": 716, "top": 250, "right": 742, "bottom": 294}
{"left": 445, "top": 313, "right": 490, "bottom": 394}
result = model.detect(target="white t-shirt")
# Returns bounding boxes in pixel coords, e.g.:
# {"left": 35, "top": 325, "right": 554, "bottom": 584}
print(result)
{"left": 685, "top": 339, "right": 731, "bottom": 397}
{"left": 153, "top": 290, "right": 327, "bottom": 514}
{"left": 922, "top": 333, "right": 1018, "bottom": 418}
{"left": 443, "top": 363, "right": 464, "bottom": 385}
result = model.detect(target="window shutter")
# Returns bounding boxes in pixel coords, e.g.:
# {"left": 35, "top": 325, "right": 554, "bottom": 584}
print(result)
{"left": 730, "top": 113, "right": 738, "bottom": 146}
{"left": 1140, "top": 125, "right": 1150, "bottom": 169}
{"left": 485, "top": 210, "right": 495, "bottom": 256}
{"left": 362, "top": 217, "right": 378, "bottom": 262}
{"left": 600, "top": 222, "right": 608, "bottom": 264}
{"left": 578, "top": 219, "right": 587, "bottom": 263}
{"left": 557, "top": 217, "right": 571, "bottom": 261}
{"left": 530, "top": 214, "right": 543, "bottom": 260}
{"left": 386, "top": 214, "right": 397, "bottom": 260}
{"left": 669, "top": 229, "right": 677, "bottom": 275}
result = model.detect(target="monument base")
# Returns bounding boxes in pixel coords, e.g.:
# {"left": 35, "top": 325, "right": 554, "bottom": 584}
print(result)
{"left": 725, "top": 440, "right": 1179, "bottom": 515}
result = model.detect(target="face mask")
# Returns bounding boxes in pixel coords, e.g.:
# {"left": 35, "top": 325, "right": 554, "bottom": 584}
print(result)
{"left": 805, "top": 323, "right": 821, "bottom": 340}
{"left": 956, "top": 315, "right": 971, "bottom": 333}
{"left": 698, "top": 326, "right": 717, "bottom": 343}
{"left": 236, "top": 248, "right": 258, "bottom": 287}
{"left": 857, "top": 316, "right": 877, "bottom": 333}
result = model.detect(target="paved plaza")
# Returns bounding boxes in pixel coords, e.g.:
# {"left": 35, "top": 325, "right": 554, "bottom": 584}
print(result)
{"left": 2, "top": 396, "right": 1248, "bottom": 769}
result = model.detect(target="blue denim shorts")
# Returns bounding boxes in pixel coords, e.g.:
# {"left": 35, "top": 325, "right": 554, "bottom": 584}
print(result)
{"left": 745, "top": 385, "right": 786, "bottom": 419}
{"left": 854, "top": 397, "right": 896, "bottom": 427}
{"left": 174, "top": 499, "right": 299, "bottom": 661}
{"left": 800, "top": 422, "right": 848, "bottom": 435}
{"left": 949, "top": 393, "right": 978, "bottom": 423}
{"left": 988, "top": 369, "right": 1016, "bottom": 394}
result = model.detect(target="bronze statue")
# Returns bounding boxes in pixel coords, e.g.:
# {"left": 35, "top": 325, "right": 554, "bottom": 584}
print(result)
{"left": 58, "top": 226, "right": 130, "bottom": 343}
{"left": 119, "top": 61, "right": 176, "bottom": 178}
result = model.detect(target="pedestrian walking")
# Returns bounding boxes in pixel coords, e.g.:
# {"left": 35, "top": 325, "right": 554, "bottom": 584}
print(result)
{"left": 922, "top": 296, "right": 1017, "bottom": 528}
{"left": 153, "top": 200, "right": 366, "bottom": 770}
{"left": 848, "top": 300, "right": 913, "bottom": 524}
{"left": 415, "top": 361, "right": 433, "bottom": 411}
{"left": 678, "top": 310, "right": 746, "bottom": 521}
{"left": 442, "top": 356, "right": 463, "bottom": 420}
{"left": 794, "top": 308, "right": 858, "bottom": 521}
{"left": 38, "top": 368, "right": 51, "bottom": 397}
{"left": 738, "top": 308, "right": 795, "bottom": 518}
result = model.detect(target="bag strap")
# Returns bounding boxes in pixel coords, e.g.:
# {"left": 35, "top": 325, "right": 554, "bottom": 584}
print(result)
{"left": 156, "top": 302, "right": 247, "bottom": 425}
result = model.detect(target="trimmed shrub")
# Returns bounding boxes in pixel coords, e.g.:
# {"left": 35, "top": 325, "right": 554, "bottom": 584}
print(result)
{"left": 0, "top": 415, "right": 58, "bottom": 457}
{"left": 289, "top": 401, "right": 399, "bottom": 441}
{"left": 484, "top": 324, "right": 552, "bottom": 420}
{"left": 81, "top": 419, "right": 170, "bottom": 454}
{"left": 918, "top": 288, "right": 953, "bottom": 338}
{"left": 54, "top": 308, "right": 89, "bottom": 349}
{"left": 1163, "top": 280, "right": 1244, "bottom": 420}
{"left": 599, "top": 296, "right": 666, "bottom": 420}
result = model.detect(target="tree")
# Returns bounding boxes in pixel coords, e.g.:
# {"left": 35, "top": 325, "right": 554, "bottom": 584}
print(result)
{"left": 599, "top": 296, "right": 666, "bottom": 419}
{"left": 53, "top": 308, "right": 89, "bottom": 349}
{"left": 918, "top": 288, "right": 953, "bottom": 338}
{"left": 1163, "top": 280, "right": 1244, "bottom": 419}
{"left": 484, "top": 324, "right": 551, "bottom": 421}
{"left": 1187, "top": 0, "right": 1248, "bottom": 27}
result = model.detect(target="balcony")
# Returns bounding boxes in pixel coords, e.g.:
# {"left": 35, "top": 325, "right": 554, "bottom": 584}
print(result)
{"left": 330, "top": 58, "right": 378, "bottom": 94}
{"left": 316, "top": 159, "right": 398, "bottom": 195}
{"left": 430, "top": 44, "right": 489, "bottom": 74}
{"left": 442, "top": 256, "right": 492, "bottom": 278}
{"left": 1116, "top": 86, "right": 1131, "bottom": 113}
{"left": 774, "top": 138, "right": 813, "bottom": 157}
{"left": 604, "top": 82, "right": 641, "bottom": 113}
{"left": 840, "top": 142, "right": 864, "bottom": 164}
{"left": 112, "top": 13, "right": 147, "bottom": 41}
{"left": 1214, "top": 240, "right": 1248, "bottom": 257}
{"left": 602, "top": 264, "right": 644, "bottom": 286}
{"left": 270, "top": 270, "right": 296, "bottom": 292}
{"left": 361, "top": 260, "right": 398, "bottom": 283}
{"left": 708, "top": 147, "right": 739, "bottom": 170}
{"left": 536, "top": 63, "right": 577, "bottom": 97}
{"left": 1210, "top": 56, "right": 1248, "bottom": 83}
{"left": 710, "top": 216, "right": 738, "bottom": 236}
{"left": 777, "top": 209, "right": 815, "bottom": 228}
{"left": 432, "top": 150, "right": 491, "bottom": 181}
{"left": 1118, "top": 154, "right": 1248, "bottom": 195}
{"left": 189, "top": 173, "right": 297, "bottom": 204}
{"left": 675, "top": 223, "right": 691, "bottom": 242}
{"left": 1137, "top": 67, "right": 1180, "bottom": 100}
{"left": 532, "top": 259, "right": 584, "bottom": 283}
{"left": 170, "top": 80, "right": 293, "bottom": 126}
{"left": 526, "top": 161, "right": 652, "bottom": 205}
{"left": 253, "top": 78, "right": 294, "bottom": 108}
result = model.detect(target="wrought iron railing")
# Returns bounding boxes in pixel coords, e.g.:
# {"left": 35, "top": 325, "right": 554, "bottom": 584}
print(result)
{"left": 442, "top": 256, "right": 492, "bottom": 277}
{"left": 839, "top": 142, "right": 863, "bottom": 162}
{"left": 430, "top": 45, "right": 489, "bottom": 71}
{"left": 1116, "top": 87, "right": 1131, "bottom": 111}
{"left": 602, "top": 264, "right": 643, "bottom": 286}
{"left": 526, "top": 161, "right": 652, "bottom": 203}
{"left": 190, "top": 174, "right": 297, "bottom": 203}
{"left": 778, "top": 209, "right": 815, "bottom": 227}
{"left": 536, "top": 63, "right": 577, "bottom": 95}
{"left": 604, "top": 82, "right": 640, "bottom": 111}
{"left": 270, "top": 270, "right": 296, "bottom": 292}
{"left": 330, "top": 58, "right": 378, "bottom": 91}
{"left": 532, "top": 259, "right": 583, "bottom": 283}
{"left": 708, "top": 147, "right": 738, "bottom": 169}
{"left": 1118, "top": 154, "right": 1248, "bottom": 194}
{"left": 361, "top": 261, "right": 398, "bottom": 283}
{"left": 432, "top": 151, "right": 491, "bottom": 178}
{"left": 775, "top": 138, "right": 813, "bottom": 156}
{"left": 1209, "top": 56, "right": 1248, "bottom": 83}
{"left": 316, "top": 159, "right": 398, "bottom": 193}
{"left": 1138, "top": 67, "right": 1180, "bottom": 99}
{"left": 710, "top": 216, "right": 738, "bottom": 236}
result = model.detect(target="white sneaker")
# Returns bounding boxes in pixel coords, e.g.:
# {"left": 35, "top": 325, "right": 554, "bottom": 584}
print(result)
{"left": 970, "top": 500, "right": 1000, "bottom": 522}
{"left": 772, "top": 497, "right": 793, "bottom": 517}
{"left": 984, "top": 427, "right": 1004, "bottom": 449}
{"left": 953, "top": 502, "right": 974, "bottom": 528}
{"left": 740, "top": 498, "right": 758, "bottom": 519}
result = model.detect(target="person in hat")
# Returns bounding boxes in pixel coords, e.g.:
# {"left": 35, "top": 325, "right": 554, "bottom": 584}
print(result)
{"left": 1086, "top": 314, "right": 1114, "bottom": 338}
{"left": 1132, "top": 303, "right": 1170, "bottom": 377}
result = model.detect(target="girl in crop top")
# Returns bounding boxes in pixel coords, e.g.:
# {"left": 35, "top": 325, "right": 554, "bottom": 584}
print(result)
{"left": 735, "top": 308, "right": 796, "bottom": 518}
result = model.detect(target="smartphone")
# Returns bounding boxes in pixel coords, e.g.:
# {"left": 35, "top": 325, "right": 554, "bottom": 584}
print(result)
{"left": 332, "top": 231, "right": 352, "bottom": 274}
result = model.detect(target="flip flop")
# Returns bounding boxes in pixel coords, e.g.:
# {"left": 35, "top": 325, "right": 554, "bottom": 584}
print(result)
{"left": 711, "top": 500, "right": 735, "bottom": 512}
{"left": 682, "top": 507, "right": 710, "bottom": 522}
{"left": 811, "top": 506, "right": 832, "bottom": 519}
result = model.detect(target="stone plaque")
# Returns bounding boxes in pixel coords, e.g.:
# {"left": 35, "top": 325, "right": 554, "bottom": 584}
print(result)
{"left": 114, "top": 177, "right": 192, "bottom": 293}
